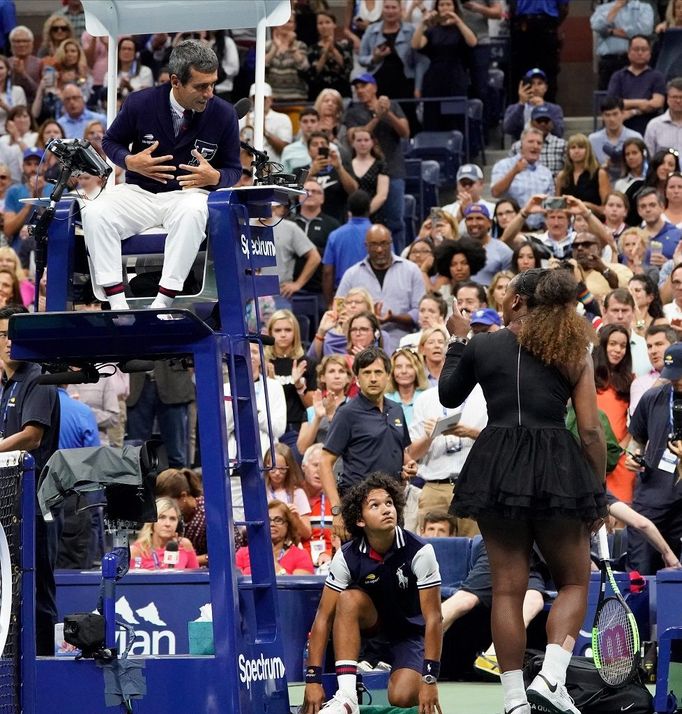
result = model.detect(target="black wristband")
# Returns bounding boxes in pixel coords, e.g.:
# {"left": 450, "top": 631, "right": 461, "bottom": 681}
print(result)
{"left": 305, "top": 666, "right": 323, "bottom": 684}
{"left": 422, "top": 659, "right": 440, "bottom": 679}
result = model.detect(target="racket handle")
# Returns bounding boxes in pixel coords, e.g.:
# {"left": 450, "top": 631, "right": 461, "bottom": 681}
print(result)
{"left": 597, "top": 524, "right": 610, "bottom": 561}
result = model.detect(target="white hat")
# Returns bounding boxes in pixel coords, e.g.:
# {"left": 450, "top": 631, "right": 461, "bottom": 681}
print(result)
{"left": 249, "top": 82, "right": 272, "bottom": 97}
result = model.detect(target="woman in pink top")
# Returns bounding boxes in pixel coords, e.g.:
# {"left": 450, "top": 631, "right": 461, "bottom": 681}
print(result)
{"left": 130, "top": 497, "right": 199, "bottom": 570}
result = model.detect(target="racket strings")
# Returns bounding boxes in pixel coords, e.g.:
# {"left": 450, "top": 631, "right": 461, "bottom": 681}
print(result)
{"left": 595, "top": 597, "right": 638, "bottom": 685}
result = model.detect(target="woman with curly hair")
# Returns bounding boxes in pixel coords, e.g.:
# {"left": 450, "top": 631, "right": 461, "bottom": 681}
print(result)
{"left": 434, "top": 237, "right": 487, "bottom": 303}
{"left": 556, "top": 133, "right": 610, "bottom": 217}
{"left": 130, "top": 497, "right": 199, "bottom": 570}
{"left": 440, "top": 268, "right": 606, "bottom": 714}
{"left": 593, "top": 324, "right": 636, "bottom": 503}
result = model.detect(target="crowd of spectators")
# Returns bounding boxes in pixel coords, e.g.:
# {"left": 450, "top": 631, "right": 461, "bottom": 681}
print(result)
{"left": 3, "top": 0, "right": 682, "bottom": 681}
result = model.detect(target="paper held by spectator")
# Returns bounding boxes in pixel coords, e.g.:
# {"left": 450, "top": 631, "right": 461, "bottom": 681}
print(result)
{"left": 431, "top": 412, "right": 462, "bottom": 438}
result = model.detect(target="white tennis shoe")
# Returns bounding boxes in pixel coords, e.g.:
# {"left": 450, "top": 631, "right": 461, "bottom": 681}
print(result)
{"left": 527, "top": 673, "right": 581, "bottom": 714}
{"left": 318, "top": 691, "right": 360, "bottom": 714}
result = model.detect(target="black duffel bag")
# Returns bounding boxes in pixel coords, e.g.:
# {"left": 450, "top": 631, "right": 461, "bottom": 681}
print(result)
{"left": 523, "top": 653, "right": 653, "bottom": 714}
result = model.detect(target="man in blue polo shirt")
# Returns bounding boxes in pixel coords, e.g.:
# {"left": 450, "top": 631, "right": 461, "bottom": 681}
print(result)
{"left": 301, "top": 472, "right": 442, "bottom": 714}
{"left": 637, "top": 187, "right": 682, "bottom": 266}
{"left": 319, "top": 346, "right": 417, "bottom": 539}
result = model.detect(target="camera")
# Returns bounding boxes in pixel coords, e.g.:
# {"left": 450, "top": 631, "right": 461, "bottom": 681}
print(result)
{"left": 47, "top": 138, "right": 112, "bottom": 178}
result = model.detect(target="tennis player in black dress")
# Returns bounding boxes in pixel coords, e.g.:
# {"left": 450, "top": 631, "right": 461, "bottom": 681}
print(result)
{"left": 439, "top": 269, "right": 607, "bottom": 714}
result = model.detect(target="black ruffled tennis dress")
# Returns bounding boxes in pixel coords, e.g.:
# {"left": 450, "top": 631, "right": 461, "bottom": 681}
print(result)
{"left": 438, "top": 329, "right": 607, "bottom": 521}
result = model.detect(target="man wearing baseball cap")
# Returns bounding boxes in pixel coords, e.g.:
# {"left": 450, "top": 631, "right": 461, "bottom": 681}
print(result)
{"left": 461, "top": 204, "right": 512, "bottom": 286}
{"left": 508, "top": 105, "right": 567, "bottom": 177}
{"left": 238, "top": 82, "right": 292, "bottom": 163}
{"left": 503, "top": 67, "right": 565, "bottom": 141}
{"left": 626, "top": 342, "right": 682, "bottom": 573}
{"left": 442, "top": 164, "right": 495, "bottom": 230}
{"left": 469, "top": 308, "right": 502, "bottom": 335}
{"left": 4, "top": 146, "right": 50, "bottom": 260}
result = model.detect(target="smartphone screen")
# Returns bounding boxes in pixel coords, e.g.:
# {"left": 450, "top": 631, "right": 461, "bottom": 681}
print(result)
{"left": 318, "top": 147, "right": 329, "bottom": 159}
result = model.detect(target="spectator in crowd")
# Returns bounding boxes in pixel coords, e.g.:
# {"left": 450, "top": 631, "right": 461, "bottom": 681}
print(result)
{"left": 344, "top": 73, "right": 410, "bottom": 252}
{"left": 415, "top": 209, "right": 459, "bottom": 249}
{"left": 347, "top": 127, "right": 389, "bottom": 222}
{"left": 306, "top": 10, "right": 353, "bottom": 100}
{"left": 509, "top": 3, "right": 568, "bottom": 102}
{"left": 322, "top": 190, "right": 371, "bottom": 304}
{"left": 511, "top": 241, "right": 544, "bottom": 274}
{"left": 620, "top": 228, "right": 653, "bottom": 281}
{"left": 264, "top": 443, "right": 312, "bottom": 540}
{"left": 314, "top": 88, "right": 346, "bottom": 142}
{"left": 603, "top": 191, "right": 631, "bottom": 249}
{"left": 57, "top": 384, "right": 99, "bottom": 450}
{"left": 664, "top": 170, "right": 682, "bottom": 227}
{"left": 487, "top": 271, "right": 514, "bottom": 314}
{"left": 556, "top": 133, "right": 611, "bottom": 217}
{"left": 281, "top": 108, "right": 323, "bottom": 173}
{"left": 399, "top": 291, "right": 448, "bottom": 349}
{"left": 0, "top": 247, "right": 32, "bottom": 307}
{"left": 0, "top": 106, "right": 37, "bottom": 180}
{"left": 0, "top": 305, "right": 60, "bottom": 654}
{"left": 645, "top": 146, "right": 680, "bottom": 195}
{"left": 127, "top": 360, "right": 195, "bottom": 468}
{"left": 420, "top": 511, "right": 456, "bottom": 538}
{"left": 461, "top": 204, "right": 513, "bottom": 285}
{"left": 594, "top": 324, "right": 636, "bottom": 501}
{"left": 0, "top": 55, "right": 26, "bottom": 135}
{"left": 455, "top": 280, "right": 488, "bottom": 314}
{"left": 616, "top": 139, "right": 650, "bottom": 224}
{"left": 626, "top": 342, "right": 682, "bottom": 573}
{"left": 434, "top": 238, "right": 488, "bottom": 301}
{"left": 130, "top": 497, "right": 200, "bottom": 570}
{"left": 0, "top": 267, "right": 22, "bottom": 307}
{"left": 266, "top": 308, "right": 318, "bottom": 451}
{"left": 602, "top": 287, "right": 652, "bottom": 376}
{"left": 59, "top": 0, "right": 86, "bottom": 39}
{"left": 503, "top": 67, "right": 565, "bottom": 141}
{"left": 37, "top": 15, "right": 75, "bottom": 61}
{"left": 210, "top": 31, "right": 240, "bottom": 103}
{"left": 241, "top": 82, "right": 293, "bottom": 163}
{"left": 336, "top": 224, "right": 425, "bottom": 352}
{"left": 630, "top": 323, "right": 677, "bottom": 413}
{"left": 270, "top": 202, "right": 321, "bottom": 305}
{"left": 629, "top": 273, "right": 666, "bottom": 337}
{"left": 66, "top": 371, "right": 119, "bottom": 446}
{"left": 52, "top": 38, "right": 91, "bottom": 87}
{"left": 293, "top": 179, "right": 340, "bottom": 296}
{"left": 155, "top": 467, "right": 210, "bottom": 567}
{"left": 589, "top": 96, "right": 643, "bottom": 183}
{"left": 590, "top": 0, "right": 655, "bottom": 90}
{"left": 656, "top": 0, "right": 682, "bottom": 33}
{"left": 225, "top": 341, "right": 286, "bottom": 463}
{"left": 344, "top": 0, "right": 384, "bottom": 48}
{"left": 237, "top": 499, "right": 315, "bottom": 575}
{"left": 492, "top": 199, "right": 522, "bottom": 240}
{"left": 116, "top": 37, "right": 154, "bottom": 98}
{"left": 297, "top": 356, "right": 352, "bottom": 455}
{"left": 470, "top": 306, "right": 503, "bottom": 334}
{"left": 320, "top": 347, "right": 417, "bottom": 534}
{"left": 412, "top": 0, "right": 477, "bottom": 132}
{"left": 265, "top": 17, "right": 309, "bottom": 103}
{"left": 637, "top": 187, "right": 682, "bottom": 266}
{"left": 385, "top": 345, "right": 430, "bottom": 425}
{"left": 306, "top": 131, "right": 358, "bottom": 224}
{"left": 572, "top": 232, "right": 632, "bottom": 299}
{"left": 418, "top": 326, "right": 448, "bottom": 387}
{"left": 491, "top": 127, "right": 555, "bottom": 229}
{"left": 607, "top": 34, "right": 666, "bottom": 134}
{"left": 345, "top": 310, "right": 384, "bottom": 360}
{"left": 308, "top": 287, "right": 375, "bottom": 359}
{"left": 302, "top": 472, "right": 442, "bottom": 714}
{"left": 442, "top": 164, "right": 495, "bottom": 228}
{"left": 644, "top": 77, "right": 682, "bottom": 156}
{"left": 662, "top": 262, "right": 682, "bottom": 319}
{"left": 8, "top": 26, "right": 42, "bottom": 105}
{"left": 56, "top": 83, "right": 106, "bottom": 140}
{"left": 300, "top": 443, "right": 335, "bottom": 570}
{"left": 3, "top": 148, "right": 50, "bottom": 260}
{"left": 140, "top": 33, "right": 172, "bottom": 82}
{"left": 34, "top": 118, "right": 64, "bottom": 183}
{"left": 509, "top": 105, "right": 567, "bottom": 178}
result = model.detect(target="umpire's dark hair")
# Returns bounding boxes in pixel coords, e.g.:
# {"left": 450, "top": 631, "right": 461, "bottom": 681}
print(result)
{"left": 600, "top": 95, "right": 624, "bottom": 113}
{"left": 352, "top": 346, "right": 391, "bottom": 376}
{"left": 341, "top": 472, "right": 405, "bottom": 539}
{"left": 0, "top": 305, "right": 27, "bottom": 320}
{"left": 347, "top": 189, "right": 371, "bottom": 217}
{"left": 168, "top": 40, "right": 218, "bottom": 85}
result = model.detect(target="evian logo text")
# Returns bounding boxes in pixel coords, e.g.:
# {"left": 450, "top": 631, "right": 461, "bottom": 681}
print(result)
{"left": 238, "top": 653, "right": 285, "bottom": 689}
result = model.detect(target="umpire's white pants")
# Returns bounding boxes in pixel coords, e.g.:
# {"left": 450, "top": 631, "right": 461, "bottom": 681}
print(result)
{"left": 81, "top": 183, "right": 208, "bottom": 292}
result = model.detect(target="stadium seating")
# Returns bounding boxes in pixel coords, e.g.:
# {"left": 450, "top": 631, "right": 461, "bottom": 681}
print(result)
{"left": 407, "top": 131, "right": 463, "bottom": 188}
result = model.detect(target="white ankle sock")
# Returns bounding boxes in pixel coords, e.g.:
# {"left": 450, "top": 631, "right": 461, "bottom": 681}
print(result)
{"left": 151, "top": 293, "right": 174, "bottom": 309}
{"left": 106, "top": 292, "right": 129, "bottom": 310}
{"left": 335, "top": 660, "right": 358, "bottom": 702}
{"left": 501, "top": 669, "right": 527, "bottom": 711}
{"left": 540, "top": 643, "right": 572, "bottom": 686}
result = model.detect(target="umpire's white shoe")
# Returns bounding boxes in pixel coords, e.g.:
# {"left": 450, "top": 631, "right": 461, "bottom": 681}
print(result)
{"left": 318, "top": 691, "right": 360, "bottom": 714}
{"left": 527, "top": 673, "right": 581, "bottom": 714}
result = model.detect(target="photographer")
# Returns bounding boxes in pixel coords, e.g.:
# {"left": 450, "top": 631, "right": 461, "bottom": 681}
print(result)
{"left": 626, "top": 342, "right": 682, "bottom": 573}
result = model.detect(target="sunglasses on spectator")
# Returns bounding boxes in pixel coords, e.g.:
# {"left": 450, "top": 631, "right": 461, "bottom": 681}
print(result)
{"left": 572, "top": 241, "right": 597, "bottom": 248}
{"left": 51, "top": 25, "right": 69, "bottom": 32}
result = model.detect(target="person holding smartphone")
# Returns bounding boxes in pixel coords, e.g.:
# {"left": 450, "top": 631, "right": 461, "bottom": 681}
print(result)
{"left": 503, "top": 67, "right": 565, "bottom": 141}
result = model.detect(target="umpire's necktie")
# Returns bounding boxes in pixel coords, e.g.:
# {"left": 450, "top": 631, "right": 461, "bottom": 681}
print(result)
{"left": 177, "top": 109, "right": 193, "bottom": 136}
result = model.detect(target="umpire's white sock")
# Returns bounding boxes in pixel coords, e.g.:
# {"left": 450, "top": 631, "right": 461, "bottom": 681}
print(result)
{"left": 151, "top": 293, "right": 175, "bottom": 309}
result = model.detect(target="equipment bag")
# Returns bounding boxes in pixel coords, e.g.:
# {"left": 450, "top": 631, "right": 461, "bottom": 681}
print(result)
{"left": 523, "top": 654, "right": 653, "bottom": 714}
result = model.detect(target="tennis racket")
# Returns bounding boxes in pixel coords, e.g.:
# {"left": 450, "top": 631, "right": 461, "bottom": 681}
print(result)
{"left": 591, "top": 525, "right": 640, "bottom": 686}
